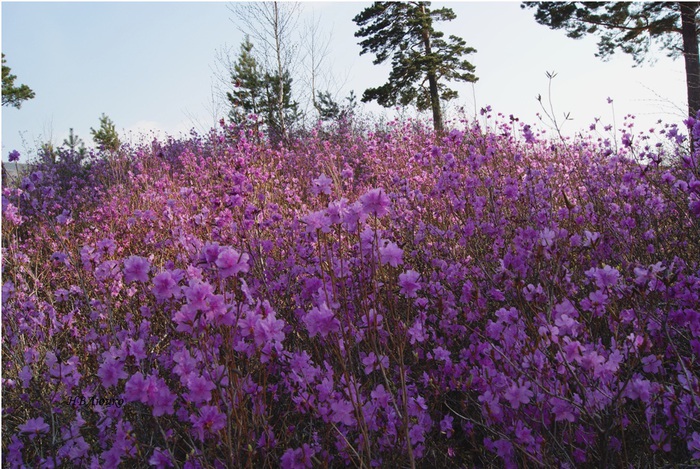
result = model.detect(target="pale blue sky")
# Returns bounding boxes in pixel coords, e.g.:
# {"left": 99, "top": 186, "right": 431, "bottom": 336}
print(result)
{"left": 1, "top": 1, "right": 688, "bottom": 163}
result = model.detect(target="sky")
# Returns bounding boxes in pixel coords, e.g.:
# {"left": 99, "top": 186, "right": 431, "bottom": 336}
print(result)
{"left": 1, "top": 1, "right": 689, "bottom": 164}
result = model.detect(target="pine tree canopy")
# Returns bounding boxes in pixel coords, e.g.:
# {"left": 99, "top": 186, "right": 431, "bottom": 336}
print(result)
{"left": 2, "top": 53, "right": 35, "bottom": 109}
{"left": 522, "top": 2, "right": 700, "bottom": 117}
{"left": 353, "top": 1, "right": 477, "bottom": 131}
{"left": 91, "top": 114, "right": 120, "bottom": 152}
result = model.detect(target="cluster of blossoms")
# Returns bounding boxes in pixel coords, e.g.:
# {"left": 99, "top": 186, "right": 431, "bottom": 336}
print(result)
{"left": 2, "top": 111, "right": 700, "bottom": 467}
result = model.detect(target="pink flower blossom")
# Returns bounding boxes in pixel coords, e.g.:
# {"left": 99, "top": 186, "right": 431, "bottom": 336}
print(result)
{"left": 359, "top": 188, "right": 390, "bottom": 217}
{"left": 190, "top": 405, "right": 226, "bottom": 442}
{"left": 311, "top": 174, "right": 332, "bottom": 196}
{"left": 504, "top": 381, "right": 533, "bottom": 409}
{"left": 398, "top": 270, "right": 421, "bottom": 297}
{"left": 303, "top": 303, "right": 340, "bottom": 338}
{"left": 97, "top": 356, "right": 128, "bottom": 388}
{"left": 123, "top": 256, "right": 150, "bottom": 283}
{"left": 379, "top": 241, "right": 403, "bottom": 266}
{"left": 19, "top": 417, "right": 49, "bottom": 437}
{"left": 215, "top": 247, "right": 249, "bottom": 278}
{"left": 152, "top": 271, "right": 180, "bottom": 301}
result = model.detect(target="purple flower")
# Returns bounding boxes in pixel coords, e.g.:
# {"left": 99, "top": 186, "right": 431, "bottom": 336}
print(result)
{"left": 371, "top": 384, "right": 390, "bottom": 407}
{"left": 326, "top": 198, "right": 349, "bottom": 224}
{"left": 152, "top": 270, "right": 180, "bottom": 301}
{"left": 124, "top": 372, "right": 147, "bottom": 402}
{"left": 215, "top": 247, "right": 249, "bottom": 278}
{"left": 311, "top": 174, "right": 332, "bottom": 196}
{"left": 280, "top": 444, "right": 315, "bottom": 469}
{"left": 690, "top": 199, "right": 700, "bottom": 218}
{"left": 123, "top": 256, "right": 150, "bottom": 283}
{"left": 20, "top": 177, "right": 35, "bottom": 192}
{"left": 183, "top": 280, "right": 214, "bottom": 311}
{"left": 398, "top": 270, "right": 421, "bottom": 297}
{"left": 588, "top": 264, "right": 620, "bottom": 289}
{"left": 504, "top": 381, "right": 533, "bottom": 409}
{"left": 303, "top": 302, "right": 340, "bottom": 338}
{"left": 302, "top": 210, "right": 331, "bottom": 234}
{"left": 688, "top": 432, "right": 700, "bottom": 459}
{"left": 8, "top": 150, "right": 20, "bottom": 162}
{"left": 523, "top": 125, "right": 535, "bottom": 143}
{"left": 149, "top": 448, "right": 174, "bottom": 468}
{"left": 173, "top": 349, "right": 199, "bottom": 382}
{"left": 95, "top": 260, "right": 119, "bottom": 282}
{"left": 641, "top": 355, "right": 662, "bottom": 374}
{"left": 379, "top": 241, "right": 403, "bottom": 267}
{"left": 152, "top": 385, "right": 177, "bottom": 417}
{"left": 253, "top": 310, "right": 286, "bottom": 347}
{"left": 201, "top": 242, "right": 221, "bottom": 264}
{"left": 18, "top": 365, "right": 32, "bottom": 388}
{"left": 19, "top": 417, "right": 49, "bottom": 437}
{"left": 341, "top": 200, "right": 368, "bottom": 231}
{"left": 185, "top": 374, "right": 216, "bottom": 403}
{"left": 359, "top": 188, "right": 390, "bottom": 217}
{"left": 330, "top": 399, "right": 355, "bottom": 426}
{"left": 97, "top": 356, "right": 128, "bottom": 388}
{"left": 190, "top": 405, "right": 226, "bottom": 442}
{"left": 550, "top": 397, "right": 576, "bottom": 422}
{"left": 440, "top": 414, "right": 454, "bottom": 438}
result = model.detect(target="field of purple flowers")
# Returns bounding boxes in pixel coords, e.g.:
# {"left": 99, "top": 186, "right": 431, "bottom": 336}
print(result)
{"left": 3, "top": 112, "right": 700, "bottom": 468}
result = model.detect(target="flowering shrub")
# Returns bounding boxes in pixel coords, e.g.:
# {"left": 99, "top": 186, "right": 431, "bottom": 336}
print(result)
{"left": 2, "top": 113, "right": 700, "bottom": 468}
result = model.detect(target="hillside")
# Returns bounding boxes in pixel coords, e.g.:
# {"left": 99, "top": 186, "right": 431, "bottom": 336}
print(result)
{"left": 2, "top": 116, "right": 700, "bottom": 468}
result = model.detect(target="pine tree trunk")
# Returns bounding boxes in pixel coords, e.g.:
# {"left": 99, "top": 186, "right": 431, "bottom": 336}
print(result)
{"left": 420, "top": 4, "right": 443, "bottom": 133}
{"left": 680, "top": 2, "right": 700, "bottom": 119}
{"left": 427, "top": 73, "right": 443, "bottom": 133}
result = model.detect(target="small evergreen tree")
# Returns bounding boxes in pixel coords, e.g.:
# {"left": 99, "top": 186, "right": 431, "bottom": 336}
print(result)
{"left": 90, "top": 114, "right": 120, "bottom": 152}
{"left": 227, "top": 36, "right": 263, "bottom": 123}
{"left": 261, "top": 71, "right": 300, "bottom": 141}
{"left": 227, "top": 37, "right": 300, "bottom": 143}
{"left": 63, "top": 128, "right": 87, "bottom": 159}
{"left": 316, "top": 90, "right": 358, "bottom": 122}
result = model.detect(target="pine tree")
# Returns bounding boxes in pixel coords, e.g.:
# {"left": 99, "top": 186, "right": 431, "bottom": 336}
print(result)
{"left": 261, "top": 71, "right": 299, "bottom": 141}
{"left": 316, "top": 90, "right": 358, "bottom": 121}
{"left": 90, "top": 114, "right": 120, "bottom": 152}
{"left": 229, "top": 1, "right": 301, "bottom": 143}
{"left": 2, "top": 53, "right": 35, "bottom": 109}
{"left": 522, "top": 2, "right": 700, "bottom": 118}
{"left": 353, "top": 2, "right": 478, "bottom": 132}
{"left": 227, "top": 37, "right": 300, "bottom": 143}
{"left": 63, "top": 128, "right": 87, "bottom": 158}
{"left": 227, "top": 37, "right": 263, "bottom": 123}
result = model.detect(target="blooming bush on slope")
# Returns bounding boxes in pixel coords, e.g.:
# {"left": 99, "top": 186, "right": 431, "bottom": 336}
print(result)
{"left": 2, "top": 114, "right": 700, "bottom": 468}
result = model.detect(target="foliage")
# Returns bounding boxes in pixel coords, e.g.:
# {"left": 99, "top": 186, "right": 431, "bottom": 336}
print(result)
{"left": 353, "top": 1, "right": 477, "bottom": 131}
{"left": 227, "top": 37, "right": 300, "bottom": 143}
{"left": 63, "top": 128, "right": 87, "bottom": 159}
{"left": 1, "top": 53, "right": 35, "bottom": 109}
{"left": 522, "top": 2, "right": 700, "bottom": 116}
{"left": 2, "top": 112, "right": 700, "bottom": 468}
{"left": 90, "top": 114, "right": 121, "bottom": 152}
{"left": 228, "top": 1, "right": 301, "bottom": 144}
{"left": 227, "top": 36, "right": 264, "bottom": 123}
{"left": 316, "top": 90, "right": 357, "bottom": 122}
{"left": 523, "top": 2, "right": 687, "bottom": 62}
